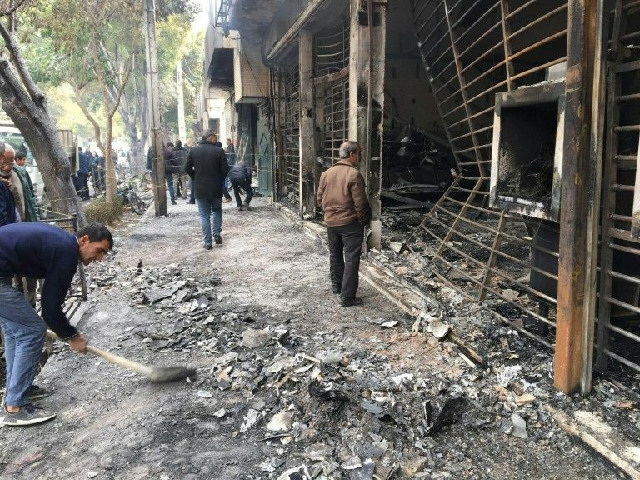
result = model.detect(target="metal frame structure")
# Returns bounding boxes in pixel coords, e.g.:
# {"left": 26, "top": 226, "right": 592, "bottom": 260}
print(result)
{"left": 408, "top": 0, "right": 640, "bottom": 386}
{"left": 596, "top": 0, "right": 640, "bottom": 374}
{"left": 280, "top": 62, "right": 301, "bottom": 203}
{"left": 322, "top": 77, "right": 350, "bottom": 165}
{"left": 215, "top": 0, "right": 235, "bottom": 31}
{"left": 408, "top": 0, "right": 569, "bottom": 347}
{"left": 314, "top": 19, "right": 351, "bottom": 166}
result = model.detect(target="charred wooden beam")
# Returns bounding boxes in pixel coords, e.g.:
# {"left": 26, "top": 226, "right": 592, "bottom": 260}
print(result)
{"left": 553, "top": 0, "right": 599, "bottom": 394}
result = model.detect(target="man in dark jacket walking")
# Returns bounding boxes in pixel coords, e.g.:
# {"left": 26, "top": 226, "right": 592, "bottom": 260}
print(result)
{"left": 228, "top": 161, "right": 253, "bottom": 211}
{"left": 184, "top": 130, "right": 229, "bottom": 249}
{"left": 317, "top": 141, "right": 371, "bottom": 307}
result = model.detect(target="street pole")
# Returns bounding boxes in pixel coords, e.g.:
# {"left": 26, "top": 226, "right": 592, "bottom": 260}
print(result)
{"left": 144, "top": 0, "right": 167, "bottom": 216}
{"left": 177, "top": 59, "right": 187, "bottom": 143}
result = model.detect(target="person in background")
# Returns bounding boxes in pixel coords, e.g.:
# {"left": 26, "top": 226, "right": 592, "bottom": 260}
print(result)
{"left": 76, "top": 147, "right": 90, "bottom": 201}
{"left": 170, "top": 140, "right": 189, "bottom": 201}
{"left": 219, "top": 139, "right": 232, "bottom": 204}
{"left": 228, "top": 160, "right": 253, "bottom": 212}
{"left": 184, "top": 131, "right": 229, "bottom": 249}
{"left": 11, "top": 150, "right": 39, "bottom": 307}
{"left": 164, "top": 142, "right": 176, "bottom": 205}
{"left": 13, "top": 151, "right": 39, "bottom": 222}
{"left": 0, "top": 144, "right": 23, "bottom": 222}
{"left": 226, "top": 138, "right": 236, "bottom": 166}
{"left": 0, "top": 152, "right": 17, "bottom": 227}
{"left": 317, "top": 141, "right": 371, "bottom": 307}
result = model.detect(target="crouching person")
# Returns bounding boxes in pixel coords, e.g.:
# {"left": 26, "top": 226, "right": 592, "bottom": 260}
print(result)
{"left": 0, "top": 222, "right": 112, "bottom": 426}
{"left": 229, "top": 161, "right": 253, "bottom": 211}
{"left": 317, "top": 141, "right": 371, "bottom": 307}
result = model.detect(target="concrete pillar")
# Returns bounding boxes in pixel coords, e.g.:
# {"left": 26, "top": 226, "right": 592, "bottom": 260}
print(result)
{"left": 349, "top": 0, "right": 386, "bottom": 249}
{"left": 299, "top": 29, "right": 317, "bottom": 218}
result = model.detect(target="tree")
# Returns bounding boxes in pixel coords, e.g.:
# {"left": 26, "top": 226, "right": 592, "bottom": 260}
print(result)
{"left": 0, "top": 0, "right": 85, "bottom": 223}
{"left": 28, "top": 0, "right": 199, "bottom": 169}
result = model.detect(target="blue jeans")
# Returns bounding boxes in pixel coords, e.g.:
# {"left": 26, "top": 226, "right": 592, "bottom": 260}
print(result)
{"left": 166, "top": 173, "right": 175, "bottom": 201}
{"left": 196, "top": 198, "right": 222, "bottom": 247}
{"left": 0, "top": 281, "right": 47, "bottom": 407}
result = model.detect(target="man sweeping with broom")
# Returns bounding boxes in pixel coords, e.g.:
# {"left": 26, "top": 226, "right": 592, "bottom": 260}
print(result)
{"left": 0, "top": 222, "right": 112, "bottom": 426}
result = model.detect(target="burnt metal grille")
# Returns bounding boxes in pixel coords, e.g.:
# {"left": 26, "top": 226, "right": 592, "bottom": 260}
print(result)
{"left": 406, "top": 0, "right": 570, "bottom": 346}
{"left": 596, "top": 0, "right": 640, "bottom": 374}
{"left": 281, "top": 63, "right": 300, "bottom": 201}
{"left": 323, "top": 76, "right": 350, "bottom": 165}
{"left": 313, "top": 19, "right": 350, "bottom": 77}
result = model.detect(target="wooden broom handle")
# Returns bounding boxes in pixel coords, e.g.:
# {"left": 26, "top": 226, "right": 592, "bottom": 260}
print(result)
{"left": 47, "top": 330, "right": 152, "bottom": 377}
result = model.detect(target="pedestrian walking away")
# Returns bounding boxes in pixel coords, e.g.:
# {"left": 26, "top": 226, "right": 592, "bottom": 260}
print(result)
{"left": 317, "top": 141, "right": 371, "bottom": 307}
{"left": 170, "top": 140, "right": 189, "bottom": 200}
{"left": 228, "top": 160, "right": 253, "bottom": 211}
{"left": 0, "top": 222, "right": 112, "bottom": 426}
{"left": 184, "top": 130, "right": 229, "bottom": 249}
{"left": 164, "top": 142, "right": 177, "bottom": 205}
{"left": 76, "top": 147, "right": 90, "bottom": 201}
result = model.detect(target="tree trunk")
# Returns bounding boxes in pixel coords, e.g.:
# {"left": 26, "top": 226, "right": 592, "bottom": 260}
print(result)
{"left": 104, "top": 117, "right": 116, "bottom": 202}
{"left": 72, "top": 83, "right": 104, "bottom": 152}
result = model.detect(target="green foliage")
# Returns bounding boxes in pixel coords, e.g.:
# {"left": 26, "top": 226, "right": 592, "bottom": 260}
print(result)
{"left": 18, "top": 0, "right": 203, "bottom": 144}
{"left": 157, "top": 0, "right": 200, "bottom": 21}
{"left": 84, "top": 196, "right": 124, "bottom": 225}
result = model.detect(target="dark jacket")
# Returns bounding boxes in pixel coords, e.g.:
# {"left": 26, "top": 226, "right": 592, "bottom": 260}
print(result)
{"left": 184, "top": 141, "right": 229, "bottom": 200}
{"left": 0, "top": 181, "right": 17, "bottom": 227}
{"left": 77, "top": 151, "right": 88, "bottom": 174}
{"left": 226, "top": 143, "right": 236, "bottom": 166}
{"left": 0, "top": 222, "right": 79, "bottom": 338}
{"left": 163, "top": 147, "right": 174, "bottom": 174}
{"left": 170, "top": 147, "right": 189, "bottom": 173}
{"left": 14, "top": 166, "right": 39, "bottom": 222}
{"left": 228, "top": 163, "right": 251, "bottom": 183}
{"left": 317, "top": 160, "right": 371, "bottom": 227}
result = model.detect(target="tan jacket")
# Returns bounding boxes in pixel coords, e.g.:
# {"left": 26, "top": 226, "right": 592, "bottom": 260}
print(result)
{"left": 317, "top": 160, "right": 371, "bottom": 227}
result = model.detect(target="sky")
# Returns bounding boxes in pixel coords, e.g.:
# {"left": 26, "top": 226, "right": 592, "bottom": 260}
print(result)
{"left": 191, "top": 0, "right": 210, "bottom": 33}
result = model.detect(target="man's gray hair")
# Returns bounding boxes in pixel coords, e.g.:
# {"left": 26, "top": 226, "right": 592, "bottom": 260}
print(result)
{"left": 0, "top": 142, "right": 14, "bottom": 155}
{"left": 338, "top": 141, "right": 359, "bottom": 159}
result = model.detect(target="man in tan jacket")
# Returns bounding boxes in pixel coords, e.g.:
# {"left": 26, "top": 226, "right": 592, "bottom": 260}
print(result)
{"left": 317, "top": 141, "right": 371, "bottom": 307}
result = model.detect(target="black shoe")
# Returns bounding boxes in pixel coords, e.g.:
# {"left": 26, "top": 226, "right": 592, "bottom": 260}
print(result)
{"left": 237, "top": 206, "right": 243, "bottom": 212}
{"left": 171, "top": 200, "right": 177, "bottom": 205}
{"left": 188, "top": 200, "right": 195, "bottom": 204}
{"left": 339, "top": 297, "right": 363, "bottom": 307}
{"left": 213, "top": 234, "right": 222, "bottom": 245}
{"left": 332, "top": 285, "right": 341, "bottom": 294}
{"left": 204, "top": 244, "right": 213, "bottom": 250}
{"left": 1, "top": 404, "right": 56, "bottom": 426}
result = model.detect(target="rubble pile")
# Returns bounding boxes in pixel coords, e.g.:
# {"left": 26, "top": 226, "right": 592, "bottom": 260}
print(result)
{"left": 78, "top": 259, "right": 616, "bottom": 479}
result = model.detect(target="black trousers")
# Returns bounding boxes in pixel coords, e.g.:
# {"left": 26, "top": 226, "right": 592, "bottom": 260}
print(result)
{"left": 77, "top": 172, "right": 89, "bottom": 199}
{"left": 327, "top": 221, "right": 364, "bottom": 299}
{"left": 231, "top": 178, "right": 253, "bottom": 207}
